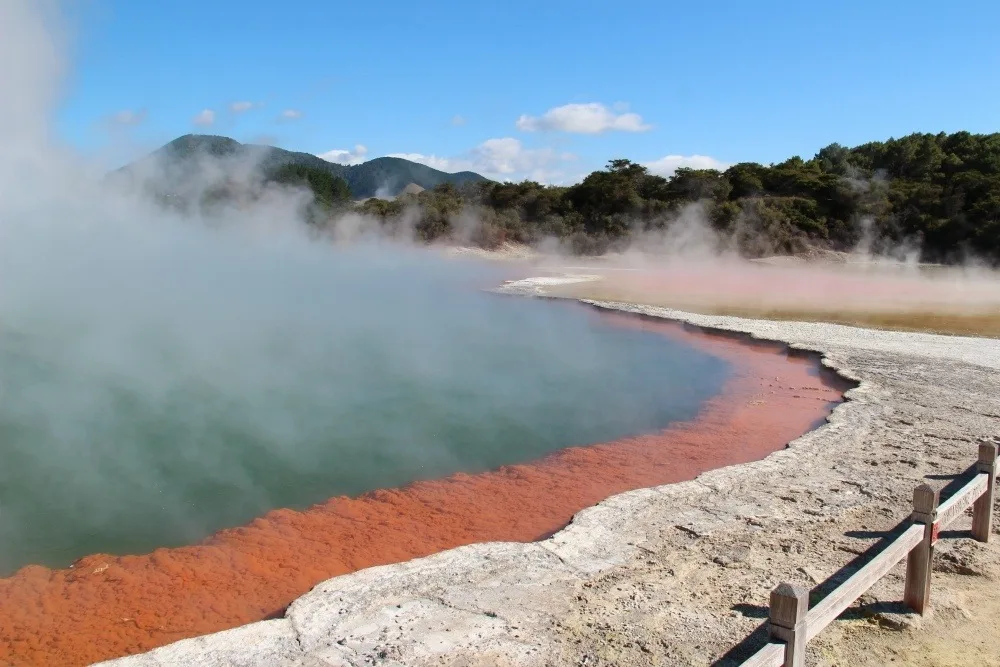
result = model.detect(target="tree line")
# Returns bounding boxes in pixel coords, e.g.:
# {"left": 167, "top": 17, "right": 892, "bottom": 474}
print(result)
{"left": 253, "top": 131, "right": 1000, "bottom": 264}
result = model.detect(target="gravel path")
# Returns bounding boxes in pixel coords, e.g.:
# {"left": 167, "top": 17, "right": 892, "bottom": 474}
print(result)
{"left": 97, "top": 292, "right": 1000, "bottom": 667}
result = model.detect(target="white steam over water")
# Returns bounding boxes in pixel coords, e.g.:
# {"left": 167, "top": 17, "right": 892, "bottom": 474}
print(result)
{"left": 0, "top": 1, "right": 733, "bottom": 575}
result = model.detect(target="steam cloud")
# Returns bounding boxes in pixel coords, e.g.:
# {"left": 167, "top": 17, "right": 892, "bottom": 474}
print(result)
{"left": 5, "top": 0, "right": 1000, "bottom": 577}
{"left": 0, "top": 2, "right": 475, "bottom": 567}
{"left": 0, "top": 0, "right": 734, "bottom": 575}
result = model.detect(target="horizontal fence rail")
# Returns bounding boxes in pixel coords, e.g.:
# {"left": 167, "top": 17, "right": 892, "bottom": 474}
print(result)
{"left": 740, "top": 641, "right": 785, "bottom": 667}
{"left": 741, "top": 441, "right": 998, "bottom": 667}
{"left": 805, "top": 523, "right": 923, "bottom": 641}
{"left": 937, "top": 473, "right": 988, "bottom": 529}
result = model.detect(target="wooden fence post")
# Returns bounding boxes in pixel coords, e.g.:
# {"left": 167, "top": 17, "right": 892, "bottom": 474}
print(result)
{"left": 903, "top": 483, "right": 939, "bottom": 614}
{"left": 768, "top": 583, "right": 808, "bottom": 667}
{"left": 972, "top": 441, "right": 998, "bottom": 542}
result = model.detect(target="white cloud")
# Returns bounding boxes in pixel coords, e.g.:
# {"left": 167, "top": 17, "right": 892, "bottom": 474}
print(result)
{"left": 516, "top": 102, "right": 650, "bottom": 134}
{"left": 469, "top": 138, "right": 571, "bottom": 177}
{"left": 192, "top": 109, "right": 215, "bottom": 126}
{"left": 387, "top": 137, "right": 576, "bottom": 184}
{"left": 450, "top": 114, "right": 466, "bottom": 126}
{"left": 317, "top": 144, "right": 369, "bottom": 166}
{"left": 108, "top": 109, "right": 147, "bottom": 126}
{"left": 230, "top": 101, "right": 255, "bottom": 113}
{"left": 644, "top": 154, "right": 729, "bottom": 177}
{"left": 386, "top": 152, "right": 453, "bottom": 172}
{"left": 279, "top": 108, "right": 303, "bottom": 121}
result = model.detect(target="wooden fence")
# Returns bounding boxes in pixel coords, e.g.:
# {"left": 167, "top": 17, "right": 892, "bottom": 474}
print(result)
{"left": 741, "top": 441, "right": 998, "bottom": 667}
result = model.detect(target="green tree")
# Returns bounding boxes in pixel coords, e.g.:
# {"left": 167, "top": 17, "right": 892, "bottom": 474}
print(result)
{"left": 335, "top": 130, "right": 1000, "bottom": 264}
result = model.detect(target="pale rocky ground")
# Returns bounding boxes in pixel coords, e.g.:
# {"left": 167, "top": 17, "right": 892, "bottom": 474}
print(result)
{"left": 442, "top": 243, "right": 540, "bottom": 262}
{"left": 97, "top": 279, "right": 1000, "bottom": 667}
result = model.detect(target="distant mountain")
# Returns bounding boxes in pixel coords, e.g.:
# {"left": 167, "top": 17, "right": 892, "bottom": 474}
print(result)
{"left": 117, "top": 134, "right": 489, "bottom": 199}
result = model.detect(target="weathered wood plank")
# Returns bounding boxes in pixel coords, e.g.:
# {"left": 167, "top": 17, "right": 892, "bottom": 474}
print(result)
{"left": 972, "top": 443, "right": 997, "bottom": 542}
{"left": 769, "top": 583, "right": 808, "bottom": 666}
{"left": 937, "top": 473, "right": 988, "bottom": 529}
{"left": 740, "top": 642, "right": 785, "bottom": 667}
{"left": 805, "top": 523, "right": 923, "bottom": 641}
{"left": 904, "top": 484, "right": 939, "bottom": 614}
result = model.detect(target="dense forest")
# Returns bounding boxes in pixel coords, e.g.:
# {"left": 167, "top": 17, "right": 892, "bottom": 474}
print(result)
{"left": 148, "top": 131, "right": 1000, "bottom": 264}
{"left": 359, "top": 131, "right": 1000, "bottom": 264}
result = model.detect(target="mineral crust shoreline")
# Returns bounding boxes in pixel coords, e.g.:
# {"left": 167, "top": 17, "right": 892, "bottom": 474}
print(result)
{"left": 2, "top": 292, "right": 835, "bottom": 667}
{"left": 95, "top": 285, "right": 1000, "bottom": 667}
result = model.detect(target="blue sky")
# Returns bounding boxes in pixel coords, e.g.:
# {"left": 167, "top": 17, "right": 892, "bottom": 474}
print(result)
{"left": 56, "top": 0, "right": 1000, "bottom": 183}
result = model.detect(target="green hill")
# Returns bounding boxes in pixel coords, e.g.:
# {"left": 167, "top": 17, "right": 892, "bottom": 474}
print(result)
{"left": 119, "top": 134, "right": 489, "bottom": 199}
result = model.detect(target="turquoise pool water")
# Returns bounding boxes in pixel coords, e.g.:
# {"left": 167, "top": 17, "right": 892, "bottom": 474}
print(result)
{"left": 0, "top": 243, "right": 730, "bottom": 574}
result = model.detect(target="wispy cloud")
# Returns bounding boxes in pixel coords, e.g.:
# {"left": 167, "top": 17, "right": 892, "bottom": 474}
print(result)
{"left": 644, "top": 154, "right": 729, "bottom": 177}
{"left": 516, "top": 102, "right": 651, "bottom": 134}
{"left": 388, "top": 137, "right": 576, "bottom": 184}
{"left": 385, "top": 152, "right": 453, "bottom": 172}
{"left": 278, "top": 108, "right": 303, "bottom": 122}
{"left": 192, "top": 109, "right": 215, "bottom": 127}
{"left": 317, "top": 144, "right": 368, "bottom": 165}
{"left": 450, "top": 115, "right": 466, "bottom": 127}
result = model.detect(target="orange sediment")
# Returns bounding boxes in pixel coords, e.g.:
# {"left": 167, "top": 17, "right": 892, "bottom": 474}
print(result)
{"left": 0, "top": 310, "right": 848, "bottom": 667}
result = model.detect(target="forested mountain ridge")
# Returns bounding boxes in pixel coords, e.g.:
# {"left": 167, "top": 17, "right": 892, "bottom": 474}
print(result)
{"left": 117, "top": 134, "right": 489, "bottom": 199}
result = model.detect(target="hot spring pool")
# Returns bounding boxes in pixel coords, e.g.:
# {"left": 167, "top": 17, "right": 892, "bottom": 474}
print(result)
{"left": 0, "top": 243, "right": 730, "bottom": 575}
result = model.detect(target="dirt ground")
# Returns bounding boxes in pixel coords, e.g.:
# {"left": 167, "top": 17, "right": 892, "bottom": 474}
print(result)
{"left": 542, "top": 264, "right": 1000, "bottom": 667}
{"left": 813, "top": 521, "right": 1000, "bottom": 667}
{"left": 553, "top": 281, "right": 1000, "bottom": 338}
{"left": 540, "top": 258, "right": 1000, "bottom": 338}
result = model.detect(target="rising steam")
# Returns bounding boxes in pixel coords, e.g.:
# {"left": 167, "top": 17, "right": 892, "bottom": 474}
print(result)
{"left": 0, "top": 0, "right": 740, "bottom": 576}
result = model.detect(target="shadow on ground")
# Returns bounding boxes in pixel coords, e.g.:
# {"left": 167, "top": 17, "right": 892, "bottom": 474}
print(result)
{"left": 712, "top": 462, "right": 981, "bottom": 665}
